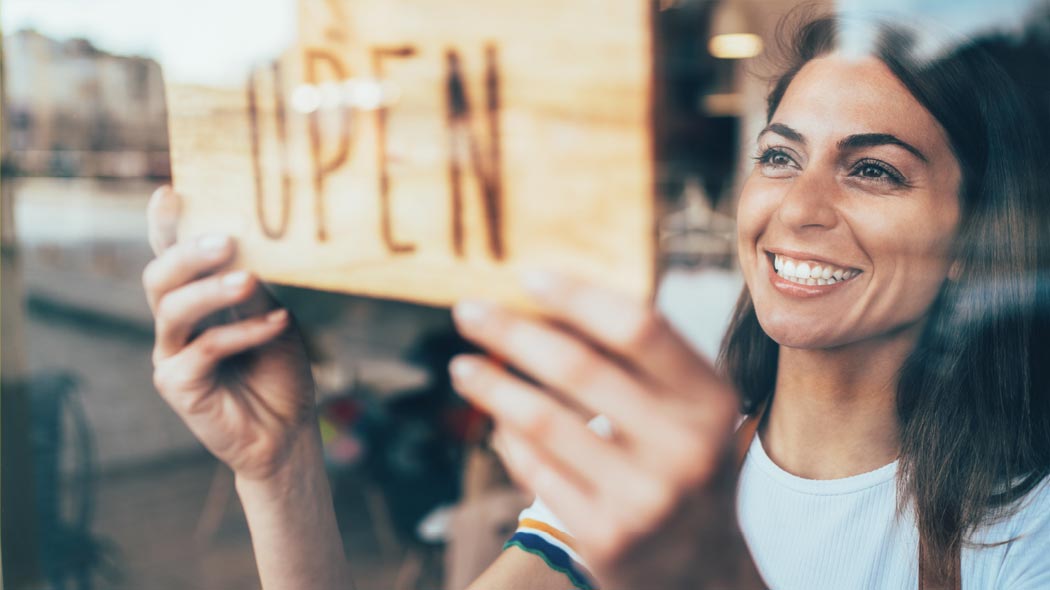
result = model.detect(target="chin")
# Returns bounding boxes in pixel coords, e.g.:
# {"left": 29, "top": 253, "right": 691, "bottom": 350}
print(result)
{"left": 753, "top": 308, "right": 844, "bottom": 350}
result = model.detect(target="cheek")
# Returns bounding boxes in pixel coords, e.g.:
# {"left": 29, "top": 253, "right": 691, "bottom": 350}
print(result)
{"left": 848, "top": 202, "right": 958, "bottom": 321}
{"left": 735, "top": 176, "right": 779, "bottom": 267}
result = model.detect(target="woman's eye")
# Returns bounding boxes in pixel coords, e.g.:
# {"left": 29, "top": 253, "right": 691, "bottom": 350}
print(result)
{"left": 850, "top": 159, "right": 908, "bottom": 186}
{"left": 857, "top": 164, "right": 887, "bottom": 178}
{"left": 754, "top": 148, "right": 797, "bottom": 170}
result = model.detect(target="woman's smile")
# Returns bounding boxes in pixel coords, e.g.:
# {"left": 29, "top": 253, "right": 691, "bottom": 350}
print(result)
{"left": 764, "top": 249, "right": 863, "bottom": 298}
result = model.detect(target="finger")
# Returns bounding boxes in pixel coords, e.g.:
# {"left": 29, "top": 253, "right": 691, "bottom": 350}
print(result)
{"left": 153, "top": 270, "right": 259, "bottom": 361}
{"left": 450, "top": 354, "right": 636, "bottom": 490}
{"left": 142, "top": 234, "right": 236, "bottom": 312}
{"left": 453, "top": 300, "right": 666, "bottom": 447}
{"left": 520, "top": 271, "right": 725, "bottom": 396}
{"left": 147, "top": 186, "right": 181, "bottom": 256}
{"left": 493, "top": 427, "right": 596, "bottom": 531}
{"left": 228, "top": 280, "right": 282, "bottom": 323}
{"left": 153, "top": 308, "right": 290, "bottom": 412}
{"left": 493, "top": 426, "right": 667, "bottom": 581}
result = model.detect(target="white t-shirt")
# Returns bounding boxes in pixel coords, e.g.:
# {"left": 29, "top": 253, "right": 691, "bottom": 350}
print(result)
{"left": 737, "top": 434, "right": 1050, "bottom": 589}
{"left": 518, "top": 432, "right": 1050, "bottom": 589}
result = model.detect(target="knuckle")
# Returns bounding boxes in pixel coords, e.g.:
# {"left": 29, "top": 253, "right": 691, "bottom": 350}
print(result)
{"left": 194, "top": 330, "right": 221, "bottom": 359}
{"left": 141, "top": 259, "right": 160, "bottom": 293}
{"left": 154, "top": 294, "right": 178, "bottom": 324}
{"left": 550, "top": 343, "right": 597, "bottom": 389}
{"left": 642, "top": 482, "right": 676, "bottom": 521}
{"left": 153, "top": 312, "right": 178, "bottom": 346}
{"left": 151, "top": 345, "right": 165, "bottom": 367}
{"left": 516, "top": 401, "right": 556, "bottom": 440}
{"left": 152, "top": 362, "right": 176, "bottom": 395}
{"left": 151, "top": 367, "right": 166, "bottom": 394}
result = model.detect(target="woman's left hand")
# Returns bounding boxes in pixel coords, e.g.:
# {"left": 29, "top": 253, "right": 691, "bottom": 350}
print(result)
{"left": 450, "top": 272, "right": 765, "bottom": 590}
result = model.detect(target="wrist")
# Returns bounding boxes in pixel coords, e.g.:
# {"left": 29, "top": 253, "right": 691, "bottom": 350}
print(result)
{"left": 235, "top": 425, "right": 326, "bottom": 501}
{"left": 231, "top": 424, "right": 355, "bottom": 590}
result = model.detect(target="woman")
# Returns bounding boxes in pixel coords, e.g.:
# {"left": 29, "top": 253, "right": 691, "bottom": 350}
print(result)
{"left": 142, "top": 14, "right": 1050, "bottom": 590}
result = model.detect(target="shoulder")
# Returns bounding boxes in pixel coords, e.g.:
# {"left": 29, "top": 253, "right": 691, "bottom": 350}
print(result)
{"left": 1000, "top": 473, "right": 1050, "bottom": 542}
{"left": 982, "top": 473, "right": 1050, "bottom": 589}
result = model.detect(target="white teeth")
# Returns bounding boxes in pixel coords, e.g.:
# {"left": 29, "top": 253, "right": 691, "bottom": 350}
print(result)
{"left": 770, "top": 253, "right": 859, "bottom": 286}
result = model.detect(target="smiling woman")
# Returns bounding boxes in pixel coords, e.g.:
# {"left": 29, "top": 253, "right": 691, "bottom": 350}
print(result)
{"left": 138, "top": 9, "right": 1050, "bottom": 590}
{"left": 721, "top": 14, "right": 1050, "bottom": 588}
{"left": 465, "top": 13, "right": 1050, "bottom": 590}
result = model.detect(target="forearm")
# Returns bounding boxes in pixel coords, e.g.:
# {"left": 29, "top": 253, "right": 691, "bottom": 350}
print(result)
{"left": 235, "top": 427, "right": 355, "bottom": 590}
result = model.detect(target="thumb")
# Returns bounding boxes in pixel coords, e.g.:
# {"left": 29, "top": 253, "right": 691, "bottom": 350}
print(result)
{"left": 147, "top": 185, "right": 181, "bottom": 256}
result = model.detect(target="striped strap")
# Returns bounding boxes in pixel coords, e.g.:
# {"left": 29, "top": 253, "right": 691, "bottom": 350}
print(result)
{"left": 507, "top": 519, "right": 596, "bottom": 590}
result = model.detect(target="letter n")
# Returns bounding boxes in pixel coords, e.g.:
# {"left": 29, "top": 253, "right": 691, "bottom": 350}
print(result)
{"left": 445, "top": 45, "right": 505, "bottom": 260}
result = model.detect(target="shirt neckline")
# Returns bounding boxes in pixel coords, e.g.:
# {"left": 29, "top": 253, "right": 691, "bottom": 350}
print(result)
{"left": 746, "top": 433, "right": 899, "bottom": 496}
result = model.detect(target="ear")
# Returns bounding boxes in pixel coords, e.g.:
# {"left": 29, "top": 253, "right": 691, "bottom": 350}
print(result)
{"left": 948, "top": 260, "right": 963, "bottom": 281}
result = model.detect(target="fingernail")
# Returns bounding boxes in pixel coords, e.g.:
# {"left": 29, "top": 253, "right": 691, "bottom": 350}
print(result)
{"left": 198, "top": 234, "right": 230, "bottom": 252}
{"left": 222, "top": 270, "right": 250, "bottom": 288}
{"left": 149, "top": 185, "right": 174, "bottom": 207}
{"left": 266, "top": 309, "right": 288, "bottom": 323}
{"left": 521, "top": 269, "right": 561, "bottom": 298}
{"left": 449, "top": 357, "right": 478, "bottom": 381}
{"left": 453, "top": 300, "right": 491, "bottom": 326}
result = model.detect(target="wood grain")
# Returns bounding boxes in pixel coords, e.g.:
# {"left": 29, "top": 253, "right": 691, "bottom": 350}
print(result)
{"left": 165, "top": 0, "right": 656, "bottom": 308}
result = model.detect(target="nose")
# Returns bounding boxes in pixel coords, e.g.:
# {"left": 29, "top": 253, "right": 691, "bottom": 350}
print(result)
{"left": 776, "top": 167, "right": 840, "bottom": 231}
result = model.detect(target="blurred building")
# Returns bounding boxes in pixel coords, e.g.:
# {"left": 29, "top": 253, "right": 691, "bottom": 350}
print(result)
{"left": 3, "top": 29, "right": 170, "bottom": 178}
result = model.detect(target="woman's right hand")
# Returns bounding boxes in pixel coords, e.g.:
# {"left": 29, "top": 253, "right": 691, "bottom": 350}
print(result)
{"left": 143, "top": 186, "right": 317, "bottom": 482}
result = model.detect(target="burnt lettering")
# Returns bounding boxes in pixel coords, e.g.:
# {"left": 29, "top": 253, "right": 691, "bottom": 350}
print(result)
{"left": 247, "top": 61, "right": 292, "bottom": 240}
{"left": 373, "top": 46, "right": 418, "bottom": 254}
{"left": 305, "top": 49, "right": 353, "bottom": 241}
{"left": 445, "top": 45, "right": 505, "bottom": 260}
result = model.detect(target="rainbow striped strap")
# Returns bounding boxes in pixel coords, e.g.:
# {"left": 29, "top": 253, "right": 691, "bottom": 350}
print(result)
{"left": 503, "top": 518, "right": 597, "bottom": 590}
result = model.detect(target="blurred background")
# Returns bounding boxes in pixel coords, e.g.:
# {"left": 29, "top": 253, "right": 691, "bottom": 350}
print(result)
{"left": 1, "top": 0, "right": 1046, "bottom": 588}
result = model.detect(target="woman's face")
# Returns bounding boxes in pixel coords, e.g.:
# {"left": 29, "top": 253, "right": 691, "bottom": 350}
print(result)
{"left": 737, "top": 55, "right": 962, "bottom": 350}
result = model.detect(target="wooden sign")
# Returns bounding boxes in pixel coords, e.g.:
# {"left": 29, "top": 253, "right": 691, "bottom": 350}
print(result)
{"left": 165, "top": 0, "right": 656, "bottom": 308}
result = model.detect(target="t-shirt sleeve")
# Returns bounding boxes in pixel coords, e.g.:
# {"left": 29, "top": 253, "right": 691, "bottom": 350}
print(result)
{"left": 501, "top": 415, "right": 612, "bottom": 590}
{"left": 998, "top": 476, "right": 1050, "bottom": 589}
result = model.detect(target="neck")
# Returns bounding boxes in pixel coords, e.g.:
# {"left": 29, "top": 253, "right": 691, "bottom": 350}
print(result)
{"left": 760, "top": 328, "right": 920, "bottom": 480}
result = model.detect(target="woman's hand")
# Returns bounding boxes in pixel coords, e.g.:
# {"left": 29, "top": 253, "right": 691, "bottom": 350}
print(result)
{"left": 450, "top": 272, "right": 764, "bottom": 590}
{"left": 142, "top": 186, "right": 317, "bottom": 482}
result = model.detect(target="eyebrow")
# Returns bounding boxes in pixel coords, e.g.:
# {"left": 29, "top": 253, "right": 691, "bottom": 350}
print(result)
{"left": 758, "top": 123, "right": 929, "bottom": 163}
{"left": 838, "top": 133, "right": 928, "bottom": 163}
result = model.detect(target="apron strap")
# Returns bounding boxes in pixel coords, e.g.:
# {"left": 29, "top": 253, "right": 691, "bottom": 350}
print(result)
{"left": 733, "top": 400, "right": 961, "bottom": 589}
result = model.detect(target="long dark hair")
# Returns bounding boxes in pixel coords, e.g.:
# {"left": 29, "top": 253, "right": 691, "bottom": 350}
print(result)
{"left": 718, "top": 12, "right": 1050, "bottom": 580}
